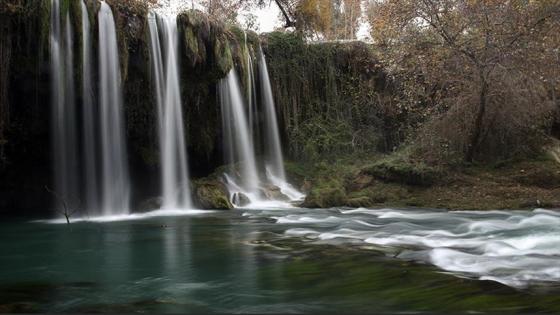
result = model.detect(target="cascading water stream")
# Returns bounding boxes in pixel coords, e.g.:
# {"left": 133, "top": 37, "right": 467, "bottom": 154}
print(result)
{"left": 244, "top": 33, "right": 259, "bottom": 144}
{"left": 148, "top": 13, "right": 192, "bottom": 209}
{"left": 258, "top": 48, "right": 285, "bottom": 181}
{"left": 219, "top": 70, "right": 260, "bottom": 196}
{"left": 98, "top": 2, "right": 130, "bottom": 215}
{"left": 81, "top": 0, "right": 99, "bottom": 212}
{"left": 219, "top": 45, "right": 305, "bottom": 207}
{"left": 50, "top": 0, "right": 80, "bottom": 208}
{"left": 258, "top": 48, "right": 305, "bottom": 201}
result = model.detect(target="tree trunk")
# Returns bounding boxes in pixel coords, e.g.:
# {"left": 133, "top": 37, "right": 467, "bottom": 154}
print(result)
{"left": 466, "top": 75, "right": 488, "bottom": 162}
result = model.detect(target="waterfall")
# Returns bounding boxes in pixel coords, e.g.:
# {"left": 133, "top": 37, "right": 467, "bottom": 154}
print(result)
{"left": 148, "top": 13, "right": 192, "bottom": 209}
{"left": 98, "top": 2, "right": 130, "bottom": 215}
{"left": 219, "top": 70, "right": 260, "bottom": 194}
{"left": 81, "top": 0, "right": 99, "bottom": 212}
{"left": 219, "top": 45, "right": 305, "bottom": 206}
{"left": 258, "top": 48, "right": 286, "bottom": 181}
{"left": 258, "top": 49, "right": 305, "bottom": 201}
{"left": 50, "top": 0, "right": 80, "bottom": 207}
{"left": 245, "top": 33, "right": 259, "bottom": 146}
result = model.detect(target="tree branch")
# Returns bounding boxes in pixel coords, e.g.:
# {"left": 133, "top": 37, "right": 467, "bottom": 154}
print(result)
{"left": 273, "top": 0, "right": 295, "bottom": 28}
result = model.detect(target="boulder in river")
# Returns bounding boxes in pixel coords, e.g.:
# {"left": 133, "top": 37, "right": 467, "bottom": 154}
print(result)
{"left": 232, "top": 192, "right": 251, "bottom": 207}
{"left": 260, "top": 184, "right": 290, "bottom": 201}
{"left": 192, "top": 179, "right": 233, "bottom": 210}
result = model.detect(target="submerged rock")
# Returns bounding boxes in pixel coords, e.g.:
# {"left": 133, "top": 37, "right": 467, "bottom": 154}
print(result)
{"left": 192, "top": 179, "right": 233, "bottom": 210}
{"left": 232, "top": 192, "right": 250, "bottom": 207}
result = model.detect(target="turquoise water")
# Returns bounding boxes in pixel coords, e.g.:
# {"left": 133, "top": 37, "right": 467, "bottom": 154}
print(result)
{"left": 1, "top": 208, "right": 560, "bottom": 313}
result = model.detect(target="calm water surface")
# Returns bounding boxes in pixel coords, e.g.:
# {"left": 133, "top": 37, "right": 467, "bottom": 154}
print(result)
{"left": 1, "top": 207, "right": 560, "bottom": 313}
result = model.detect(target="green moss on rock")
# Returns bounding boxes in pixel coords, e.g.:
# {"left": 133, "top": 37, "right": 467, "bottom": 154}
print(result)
{"left": 362, "top": 158, "right": 440, "bottom": 187}
{"left": 302, "top": 185, "right": 347, "bottom": 208}
{"left": 192, "top": 178, "right": 233, "bottom": 210}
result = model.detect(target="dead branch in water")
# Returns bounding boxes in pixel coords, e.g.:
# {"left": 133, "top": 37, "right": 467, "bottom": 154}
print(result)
{"left": 44, "top": 186, "right": 79, "bottom": 224}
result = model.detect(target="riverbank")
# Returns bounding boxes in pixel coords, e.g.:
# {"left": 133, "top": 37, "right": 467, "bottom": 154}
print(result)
{"left": 287, "top": 152, "right": 560, "bottom": 211}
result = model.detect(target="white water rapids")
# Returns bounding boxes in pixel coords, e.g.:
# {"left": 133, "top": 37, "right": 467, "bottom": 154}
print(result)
{"left": 244, "top": 207, "right": 560, "bottom": 289}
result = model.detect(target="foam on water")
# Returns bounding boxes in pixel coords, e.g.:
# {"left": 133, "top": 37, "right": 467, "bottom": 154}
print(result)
{"left": 223, "top": 174, "right": 300, "bottom": 210}
{"left": 250, "top": 207, "right": 560, "bottom": 289}
{"left": 273, "top": 215, "right": 342, "bottom": 224}
{"left": 34, "top": 209, "right": 215, "bottom": 224}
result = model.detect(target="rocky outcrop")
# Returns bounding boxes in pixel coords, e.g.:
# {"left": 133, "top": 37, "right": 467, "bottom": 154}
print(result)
{"left": 192, "top": 178, "right": 233, "bottom": 210}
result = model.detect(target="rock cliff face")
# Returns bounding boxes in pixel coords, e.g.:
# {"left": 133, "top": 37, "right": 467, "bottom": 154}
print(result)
{"left": 0, "top": 1, "right": 399, "bottom": 217}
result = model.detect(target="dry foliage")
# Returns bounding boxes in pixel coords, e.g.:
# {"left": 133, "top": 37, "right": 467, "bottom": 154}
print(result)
{"left": 367, "top": 0, "right": 560, "bottom": 163}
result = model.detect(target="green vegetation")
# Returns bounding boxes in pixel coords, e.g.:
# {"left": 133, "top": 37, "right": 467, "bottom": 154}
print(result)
{"left": 361, "top": 152, "right": 440, "bottom": 187}
{"left": 264, "top": 32, "right": 398, "bottom": 161}
{"left": 287, "top": 152, "right": 560, "bottom": 210}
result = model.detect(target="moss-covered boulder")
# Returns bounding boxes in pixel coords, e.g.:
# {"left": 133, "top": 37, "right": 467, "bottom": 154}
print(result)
{"left": 192, "top": 178, "right": 233, "bottom": 210}
{"left": 301, "top": 181, "right": 348, "bottom": 208}
{"left": 361, "top": 158, "right": 440, "bottom": 187}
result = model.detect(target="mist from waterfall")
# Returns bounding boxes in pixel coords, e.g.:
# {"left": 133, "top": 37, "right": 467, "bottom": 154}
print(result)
{"left": 219, "top": 70, "right": 260, "bottom": 195}
{"left": 98, "top": 2, "right": 130, "bottom": 215}
{"left": 81, "top": 0, "right": 99, "bottom": 212}
{"left": 50, "top": 0, "right": 79, "bottom": 208}
{"left": 148, "top": 13, "right": 192, "bottom": 210}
